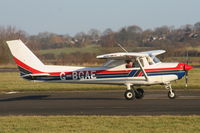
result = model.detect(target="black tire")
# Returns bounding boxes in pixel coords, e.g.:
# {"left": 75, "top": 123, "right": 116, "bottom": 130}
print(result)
{"left": 124, "top": 90, "right": 135, "bottom": 100}
{"left": 135, "top": 88, "right": 144, "bottom": 99}
{"left": 168, "top": 90, "right": 176, "bottom": 99}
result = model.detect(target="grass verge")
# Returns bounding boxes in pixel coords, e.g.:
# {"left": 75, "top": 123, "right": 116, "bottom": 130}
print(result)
{"left": 0, "top": 116, "right": 200, "bottom": 133}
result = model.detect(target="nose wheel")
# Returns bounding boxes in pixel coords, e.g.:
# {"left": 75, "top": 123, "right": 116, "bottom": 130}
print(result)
{"left": 165, "top": 83, "right": 176, "bottom": 99}
{"left": 168, "top": 90, "right": 176, "bottom": 99}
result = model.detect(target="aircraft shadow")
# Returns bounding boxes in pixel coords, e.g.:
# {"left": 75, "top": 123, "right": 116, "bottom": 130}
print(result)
{"left": 0, "top": 95, "right": 123, "bottom": 102}
{"left": 0, "top": 95, "right": 50, "bottom": 102}
{"left": 46, "top": 97, "right": 123, "bottom": 101}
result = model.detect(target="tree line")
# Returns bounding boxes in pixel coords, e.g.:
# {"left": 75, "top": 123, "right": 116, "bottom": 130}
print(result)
{"left": 0, "top": 22, "right": 200, "bottom": 65}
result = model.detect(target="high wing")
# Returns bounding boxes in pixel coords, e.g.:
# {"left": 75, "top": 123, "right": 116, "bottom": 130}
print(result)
{"left": 96, "top": 50, "right": 166, "bottom": 59}
{"left": 140, "top": 50, "right": 166, "bottom": 56}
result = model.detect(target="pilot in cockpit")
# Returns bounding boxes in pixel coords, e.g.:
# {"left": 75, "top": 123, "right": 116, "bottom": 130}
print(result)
{"left": 125, "top": 60, "right": 134, "bottom": 68}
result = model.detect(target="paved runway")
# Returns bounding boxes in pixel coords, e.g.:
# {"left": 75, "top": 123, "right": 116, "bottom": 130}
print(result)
{"left": 0, "top": 90, "right": 200, "bottom": 116}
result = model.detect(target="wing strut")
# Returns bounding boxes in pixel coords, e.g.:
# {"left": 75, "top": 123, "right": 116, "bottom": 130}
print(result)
{"left": 136, "top": 57, "right": 149, "bottom": 81}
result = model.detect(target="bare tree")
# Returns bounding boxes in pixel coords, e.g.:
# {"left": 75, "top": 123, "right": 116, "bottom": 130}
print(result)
{"left": 127, "top": 25, "right": 143, "bottom": 33}
{"left": 102, "top": 28, "right": 113, "bottom": 36}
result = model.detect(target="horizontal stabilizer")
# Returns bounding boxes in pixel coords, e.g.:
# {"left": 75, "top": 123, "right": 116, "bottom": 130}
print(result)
{"left": 22, "top": 73, "right": 50, "bottom": 78}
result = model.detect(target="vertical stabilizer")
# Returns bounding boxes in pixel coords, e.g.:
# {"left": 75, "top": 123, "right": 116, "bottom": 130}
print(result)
{"left": 6, "top": 40, "right": 45, "bottom": 75}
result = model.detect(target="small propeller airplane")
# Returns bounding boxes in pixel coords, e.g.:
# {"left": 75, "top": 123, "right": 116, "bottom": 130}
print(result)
{"left": 6, "top": 40, "right": 192, "bottom": 100}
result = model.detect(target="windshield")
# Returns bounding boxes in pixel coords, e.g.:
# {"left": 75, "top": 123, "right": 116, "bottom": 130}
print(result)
{"left": 148, "top": 54, "right": 161, "bottom": 64}
{"left": 152, "top": 56, "right": 161, "bottom": 63}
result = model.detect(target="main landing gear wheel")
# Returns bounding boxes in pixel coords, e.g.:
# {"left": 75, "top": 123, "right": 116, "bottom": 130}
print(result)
{"left": 168, "top": 90, "right": 176, "bottom": 99}
{"left": 134, "top": 88, "right": 144, "bottom": 99}
{"left": 124, "top": 90, "right": 135, "bottom": 100}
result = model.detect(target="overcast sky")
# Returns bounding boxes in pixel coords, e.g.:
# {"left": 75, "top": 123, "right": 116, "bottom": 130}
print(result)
{"left": 0, "top": 0, "right": 199, "bottom": 35}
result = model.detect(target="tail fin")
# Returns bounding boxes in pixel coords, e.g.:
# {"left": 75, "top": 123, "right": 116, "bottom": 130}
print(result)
{"left": 6, "top": 40, "right": 45, "bottom": 76}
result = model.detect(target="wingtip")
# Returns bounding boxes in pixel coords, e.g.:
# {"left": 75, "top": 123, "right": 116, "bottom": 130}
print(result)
{"left": 6, "top": 39, "right": 22, "bottom": 44}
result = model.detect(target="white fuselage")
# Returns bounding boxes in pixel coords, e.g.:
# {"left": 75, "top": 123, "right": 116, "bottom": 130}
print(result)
{"left": 30, "top": 62, "right": 184, "bottom": 86}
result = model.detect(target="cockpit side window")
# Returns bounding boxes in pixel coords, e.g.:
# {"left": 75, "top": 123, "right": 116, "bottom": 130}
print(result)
{"left": 139, "top": 58, "right": 144, "bottom": 67}
{"left": 125, "top": 59, "right": 139, "bottom": 68}
{"left": 103, "top": 60, "right": 124, "bottom": 68}
{"left": 125, "top": 60, "right": 134, "bottom": 68}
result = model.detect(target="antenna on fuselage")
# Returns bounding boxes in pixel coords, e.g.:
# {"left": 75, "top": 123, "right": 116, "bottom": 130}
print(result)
{"left": 116, "top": 43, "right": 128, "bottom": 53}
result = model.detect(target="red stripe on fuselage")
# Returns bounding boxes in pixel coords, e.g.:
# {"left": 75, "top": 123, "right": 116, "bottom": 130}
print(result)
{"left": 138, "top": 71, "right": 143, "bottom": 77}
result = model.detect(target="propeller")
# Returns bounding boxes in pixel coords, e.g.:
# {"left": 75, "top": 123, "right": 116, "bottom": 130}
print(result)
{"left": 184, "top": 51, "right": 189, "bottom": 88}
{"left": 185, "top": 69, "right": 189, "bottom": 88}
